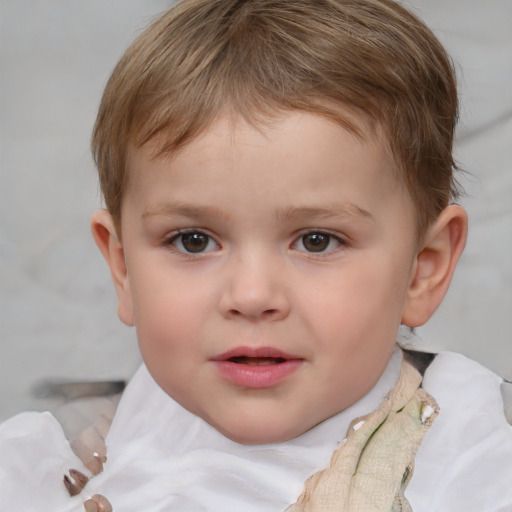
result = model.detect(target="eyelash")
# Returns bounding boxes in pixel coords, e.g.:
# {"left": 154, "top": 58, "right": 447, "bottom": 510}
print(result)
{"left": 292, "top": 230, "right": 346, "bottom": 256}
{"left": 163, "top": 229, "right": 220, "bottom": 255}
{"left": 162, "top": 229, "right": 347, "bottom": 256}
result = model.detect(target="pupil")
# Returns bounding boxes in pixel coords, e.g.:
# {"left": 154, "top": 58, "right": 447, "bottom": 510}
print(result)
{"left": 182, "top": 233, "right": 208, "bottom": 253}
{"left": 303, "top": 233, "right": 329, "bottom": 252}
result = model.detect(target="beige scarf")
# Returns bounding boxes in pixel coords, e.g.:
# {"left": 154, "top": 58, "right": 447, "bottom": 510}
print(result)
{"left": 286, "top": 356, "right": 438, "bottom": 512}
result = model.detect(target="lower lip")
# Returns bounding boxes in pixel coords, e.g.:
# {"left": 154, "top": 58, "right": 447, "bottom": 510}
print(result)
{"left": 213, "top": 360, "right": 303, "bottom": 388}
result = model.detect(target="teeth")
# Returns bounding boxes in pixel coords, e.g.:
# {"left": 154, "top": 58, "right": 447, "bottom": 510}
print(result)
{"left": 246, "top": 358, "right": 278, "bottom": 366}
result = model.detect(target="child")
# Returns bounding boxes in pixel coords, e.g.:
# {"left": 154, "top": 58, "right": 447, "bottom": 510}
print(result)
{"left": 1, "top": 0, "right": 511, "bottom": 511}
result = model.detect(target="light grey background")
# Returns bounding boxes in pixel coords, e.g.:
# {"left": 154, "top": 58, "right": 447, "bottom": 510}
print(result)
{"left": 1, "top": 0, "right": 511, "bottom": 421}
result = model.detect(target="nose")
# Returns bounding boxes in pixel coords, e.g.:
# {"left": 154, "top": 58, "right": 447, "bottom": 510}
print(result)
{"left": 218, "top": 251, "right": 290, "bottom": 322}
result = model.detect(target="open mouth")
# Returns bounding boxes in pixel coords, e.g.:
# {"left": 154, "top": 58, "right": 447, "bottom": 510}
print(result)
{"left": 213, "top": 346, "right": 299, "bottom": 364}
{"left": 212, "top": 347, "right": 303, "bottom": 388}
{"left": 227, "top": 356, "right": 288, "bottom": 366}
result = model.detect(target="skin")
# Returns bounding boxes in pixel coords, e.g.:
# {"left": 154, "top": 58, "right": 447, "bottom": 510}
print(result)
{"left": 92, "top": 111, "right": 467, "bottom": 444}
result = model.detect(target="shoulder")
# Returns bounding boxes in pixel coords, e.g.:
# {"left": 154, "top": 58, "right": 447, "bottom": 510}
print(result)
{"left": 0, "top": 375, "right": 128, "bottom": 510}
{"left": 405, "top": 351, "right": 512, "bottom": 512}
{"left": 0, "top": 411, "right": 86, "bottom": 510}
{"left": 0, "top": 409, "right": 74, "bottom": 459}
{"left": 422, "top": 351, "right": 511, "bottom": 436}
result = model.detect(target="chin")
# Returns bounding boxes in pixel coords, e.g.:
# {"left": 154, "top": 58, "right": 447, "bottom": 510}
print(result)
{"left": 212, "top": 418, "right": 312, "bottom": 445}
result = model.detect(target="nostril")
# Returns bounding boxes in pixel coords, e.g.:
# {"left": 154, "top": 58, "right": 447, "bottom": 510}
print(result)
{"left": 226, "top": 308, "right": 281, "bottom": 320}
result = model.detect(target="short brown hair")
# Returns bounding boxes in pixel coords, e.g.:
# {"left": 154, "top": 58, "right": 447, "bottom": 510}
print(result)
{"left": 92, "top": 0, "right": 460, "bottom": 235}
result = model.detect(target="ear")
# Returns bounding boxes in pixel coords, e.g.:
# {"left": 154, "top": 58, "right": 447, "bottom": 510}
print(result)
{"left": 91, "top": 210, "right": 134, "bottom": 326}
{"left": 401, "top": 205, "right": 468, "bottom": 327}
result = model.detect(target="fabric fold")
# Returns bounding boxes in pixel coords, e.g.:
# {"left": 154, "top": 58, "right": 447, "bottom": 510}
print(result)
{"left": 287, "top": 357, "right": 438, "bottom": 512}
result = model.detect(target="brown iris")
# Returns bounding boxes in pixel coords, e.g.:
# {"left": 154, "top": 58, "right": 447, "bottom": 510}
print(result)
{"left": 302, "top": 233, "right": 331, "bottom": 252}
{"left": 181, "top": 233, "right": 210, "bottom": 253}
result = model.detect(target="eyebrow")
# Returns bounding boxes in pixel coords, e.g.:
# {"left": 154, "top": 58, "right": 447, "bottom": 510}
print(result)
{"left": 276, "top": 204, "right": 374, "bottom": 223}
{"left": 142, "top": 201, "right": 232, "bottom": 221}
{"left": 142, "top": 201, "right": 373, "bottom": 223}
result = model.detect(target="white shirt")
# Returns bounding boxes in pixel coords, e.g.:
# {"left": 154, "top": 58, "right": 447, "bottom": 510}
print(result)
{"left": 1, "top": 349, "right": 511, "bottom": 512}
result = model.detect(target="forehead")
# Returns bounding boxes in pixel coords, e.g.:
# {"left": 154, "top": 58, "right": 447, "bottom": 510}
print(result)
{"left": 123, "top": 112, "right": 414, "bottom": 234}
{"left": 127, "top": 109, "right": 398, "bottom": 187}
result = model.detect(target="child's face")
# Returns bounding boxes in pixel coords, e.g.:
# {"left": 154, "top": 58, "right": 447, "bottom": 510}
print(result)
{"left": 116, "top": 112, "right": 420, "bottom": 444}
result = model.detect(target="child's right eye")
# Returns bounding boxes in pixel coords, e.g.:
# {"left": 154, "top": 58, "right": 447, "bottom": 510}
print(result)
{"left": 166, "top": 231, "right": 219, "bottom": 254}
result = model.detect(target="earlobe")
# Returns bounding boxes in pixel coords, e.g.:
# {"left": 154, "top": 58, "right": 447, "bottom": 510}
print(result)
{"left": 401, "top": 205, "right": 468, "bottom": 327}
{"left": 91, "top": 210, "right": 134, "bottom": 326}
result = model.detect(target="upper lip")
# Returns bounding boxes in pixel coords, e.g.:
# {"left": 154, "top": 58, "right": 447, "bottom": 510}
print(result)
{"left": 211, "top": 346, "right": 301, "bottom": 362}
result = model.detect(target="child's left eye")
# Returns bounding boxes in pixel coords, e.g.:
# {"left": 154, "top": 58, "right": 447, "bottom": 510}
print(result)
{"left": 292, "top": 232, "right": 343, "bottom": 253}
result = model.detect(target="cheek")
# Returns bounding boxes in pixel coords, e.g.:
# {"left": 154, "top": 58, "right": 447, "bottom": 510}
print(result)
{"left": 301, "top": 257, "right": 409, "bottom": 343}
{"left": 129, "top": 271, "right": 215, "bottom": 357}
{"left": 130, "top": 280, "right": 208, "bottom": 401}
